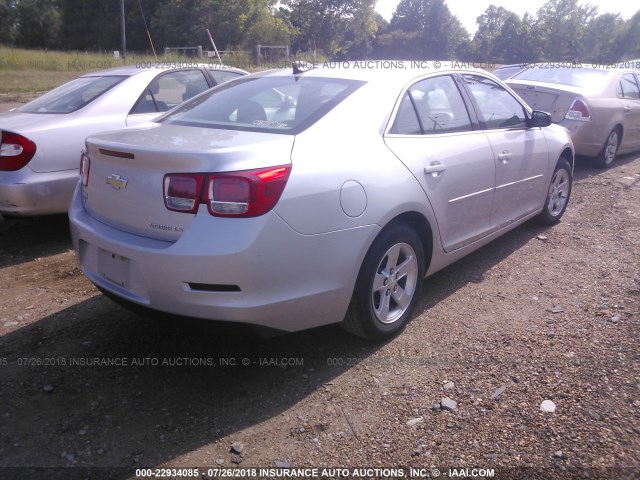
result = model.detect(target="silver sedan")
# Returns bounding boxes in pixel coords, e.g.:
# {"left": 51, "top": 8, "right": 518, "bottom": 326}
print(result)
{"left": 69, "top": 63, "right": 574, "bottom": 340}
{"left": 0, "top": 64, "right": 247, "bottom": 216}
{"left": 507, "top": 65, "right": 640, "bottom": 168}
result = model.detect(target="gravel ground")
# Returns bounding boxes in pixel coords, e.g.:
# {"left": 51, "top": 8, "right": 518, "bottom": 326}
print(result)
{"left": 0, "top": 140, "right": 638, "bottom": 479}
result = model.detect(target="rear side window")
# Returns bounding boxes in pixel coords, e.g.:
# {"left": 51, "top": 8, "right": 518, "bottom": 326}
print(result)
{"left": 130, "top": 69, "right": 210, "bottom": 114}
{"left": 162, "top": 76, "right": 365, "bottom": 134}
{"left": 18, "top": 76, "right": 126, "bottom": 114}
{"left": 390, "top": 75, "right": 472, "bottom": 134}
{"left": 208, "top": 69, "right": 244, "bottom": 85}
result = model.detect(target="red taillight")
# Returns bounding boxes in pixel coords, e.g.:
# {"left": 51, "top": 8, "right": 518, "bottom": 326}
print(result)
{"left": 163, "top": 174, "right": 204, "bottom": 213}
{"left": 0, "top": 131, "right": 37, "bottom": 171}
{"left": 79, "top": 151, "right": 90, "bottom": 187}
{"left": 163, "top": 165, "right": 291, "bottom": 217}
{"left": 565, "top": 97, "right": 590, "bottom": 121}
{"left": 208, "top": 176, "right": 251, "bottom": 215}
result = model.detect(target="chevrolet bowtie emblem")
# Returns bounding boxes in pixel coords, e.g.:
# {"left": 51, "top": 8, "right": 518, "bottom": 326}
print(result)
{"left": 106, "top": 174, "right": 128, "bottom": 190}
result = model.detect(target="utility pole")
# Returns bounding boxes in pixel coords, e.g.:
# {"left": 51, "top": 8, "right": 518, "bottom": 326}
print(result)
{"left": 120, "top": 0, "right": 127, "bottom": 61}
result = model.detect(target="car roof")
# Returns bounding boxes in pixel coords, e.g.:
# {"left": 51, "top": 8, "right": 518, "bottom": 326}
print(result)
{"left": 511, "top": 64, "right": 637, "bottom": 75}
{"left": 254, "top": 61, "right": 490, "bottom": 84}
{"left": 81, "top": 64, "right": 247, "bottom": 78}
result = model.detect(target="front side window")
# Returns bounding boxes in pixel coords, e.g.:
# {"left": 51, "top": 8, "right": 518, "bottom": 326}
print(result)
{"left": 390, "top": 75, "right": 472, "bottom": 134}
{"left": 131, "top": 69, "right": 210, "bottom": 115}
{"left": 161, "top": 75, "right": 364, "bottom": 134}
{"left": 462, "top": 74, "right": 527, "bottom": 130}
{"left": 18, "top": 76, "right": 126, "bottom": 114}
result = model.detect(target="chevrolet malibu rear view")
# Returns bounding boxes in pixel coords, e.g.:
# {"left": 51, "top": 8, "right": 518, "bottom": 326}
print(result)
{"left": 69, "top": 64, "right": 574, "bottom": 340}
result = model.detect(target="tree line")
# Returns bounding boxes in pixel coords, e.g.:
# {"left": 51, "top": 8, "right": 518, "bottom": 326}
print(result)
{"left": 0, "top": 0, "right": 638, "bottom": 63}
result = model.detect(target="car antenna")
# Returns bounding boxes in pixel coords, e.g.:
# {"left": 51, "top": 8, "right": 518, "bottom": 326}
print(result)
{"left": 206, "top": 29, "right": 223, "bottom": 66}
{"left": 293, "top": 61, "right": 315, "bottom": 75}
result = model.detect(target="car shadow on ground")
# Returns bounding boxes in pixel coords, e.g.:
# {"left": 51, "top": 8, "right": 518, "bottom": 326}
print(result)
{"left": 0, "top": 292, "right": 374, "bottom": 475}
{"left": 0, "top": 208, "right": 561, "bottom": 477}
{"left": 413, "top": 215, "right": 552, "bottom": 321}
{"left": 573, "top": 152, "right": 639, "bottom": 181}
{"left": 0, "top": 214, "right": 72, "bottom": 269}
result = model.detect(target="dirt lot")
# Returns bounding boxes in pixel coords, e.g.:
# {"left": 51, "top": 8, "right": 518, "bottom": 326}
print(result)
{"left": 0, "top": 131, "right": 638, "bottom": 478}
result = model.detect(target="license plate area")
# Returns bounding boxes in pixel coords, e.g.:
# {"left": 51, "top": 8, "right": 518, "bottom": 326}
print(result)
{"left": 98, "top": 248, "right": 131, "bottom": 289}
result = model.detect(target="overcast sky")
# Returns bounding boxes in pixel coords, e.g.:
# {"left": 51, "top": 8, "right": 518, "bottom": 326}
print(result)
{"left": 374, "top": 0, "right": 638, "bottom": 35}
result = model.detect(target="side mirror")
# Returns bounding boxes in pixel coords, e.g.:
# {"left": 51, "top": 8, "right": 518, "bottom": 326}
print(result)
{"left": 529, "top": 110, "right": 552, "bottom": 128}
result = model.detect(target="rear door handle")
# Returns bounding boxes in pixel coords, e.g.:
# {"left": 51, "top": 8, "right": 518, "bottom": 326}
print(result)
{"left": 498, "top": 151, "right": 512, "bottom": 164}
{"left": 624, "top": 106, "right": 631, "bottom": 113}
{"left": 424, "top": 162, "right": 447, "bottom": 177}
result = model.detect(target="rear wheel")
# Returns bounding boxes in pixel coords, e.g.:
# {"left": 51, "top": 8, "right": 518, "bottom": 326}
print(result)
{"left": 596, "top": 128, "right": 620, "bottom": 169}
{"left": 342, "top": 222, "right": 424, "bottom": 341}
{"left": 537, "top": 157, "right": 572, "bottom": 225}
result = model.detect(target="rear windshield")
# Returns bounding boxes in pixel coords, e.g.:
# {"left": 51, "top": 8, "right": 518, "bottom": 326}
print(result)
{"left": 512, "top": 67, "right": 609, "bottom": 87}
{"left": 18, "top": 76, "right": 126, "bottom": 114}
{"left": 492, "top": 66, "right": 522, "bottom": 80}
{"left": 161, "top": 75, "right": 365, "bottom": 134}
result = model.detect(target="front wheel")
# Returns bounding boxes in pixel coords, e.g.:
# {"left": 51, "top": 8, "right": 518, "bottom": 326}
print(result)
{"left": 596, "top": 128, "right": 620, "bottom": 169}
{"left": 536, "top": 157, "right": 572, "bottom": 225}
{"left": 342, "top": 222, "right": 425, "bottom": 341}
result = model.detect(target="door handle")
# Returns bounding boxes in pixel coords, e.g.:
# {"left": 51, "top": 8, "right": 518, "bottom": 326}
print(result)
{"left": 624, "top": 106, "right": 631, "bottom": 113}
{"left": 498, "top": 151, "right": 512, "bottom": 164}
{"left": 424, "top": 162, "right": 447, "bottom": 177}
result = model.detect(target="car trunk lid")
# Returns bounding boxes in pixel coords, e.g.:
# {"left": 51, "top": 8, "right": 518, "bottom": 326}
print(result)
{"left": 507, "top": 81, "right": 587, "bottom": 123}
{"left": 82, "top": 124, "right": 294, "bottom": 241}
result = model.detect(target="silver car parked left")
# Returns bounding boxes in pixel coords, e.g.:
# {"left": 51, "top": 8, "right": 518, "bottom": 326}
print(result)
{"left": 69, "top": 63, "right": 574, "bottom": 340}
{"left": 0, "top": 64, "right": 247, "bottom": 216}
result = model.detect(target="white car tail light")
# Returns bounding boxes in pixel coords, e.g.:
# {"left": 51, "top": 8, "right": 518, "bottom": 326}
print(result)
{"left": 565, "top": 97, "right": 590, "bottom": 121}
{"left": 79, "top": 151, "right": 91, "bottom": 186}
{"left": 163, "top": 165, "right": 291, "bottom": 217}
{"left": 0, "top": 131, "right": 37, "bottom": 171}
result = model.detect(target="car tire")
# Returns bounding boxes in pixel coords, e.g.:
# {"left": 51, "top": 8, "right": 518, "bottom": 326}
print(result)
{"left": 596, "top": 128, "right": 620, "bottom": 169}
{"left": 342, "top": 222, "right": 425, "bottom": 341}
{"left": 536, "top": 157, "right": 572, "bottom": 225}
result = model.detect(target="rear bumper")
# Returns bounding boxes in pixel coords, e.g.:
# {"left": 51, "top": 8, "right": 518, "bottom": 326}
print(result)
{"left": 69, "top": 185, "right": 378, "bottom": 332}
{"left": 0, "top": 167, "right": 78, "bottom": 216}
{"left": 559, "top": 119, "right": 606, "bottom": 158}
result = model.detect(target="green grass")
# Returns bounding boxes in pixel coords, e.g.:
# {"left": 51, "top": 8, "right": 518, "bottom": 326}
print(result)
{"left": 0, "top": 71, "right": 84, "bottom": 95}
{"left": 0, "top": 47, "right": 192, "bottom": 94}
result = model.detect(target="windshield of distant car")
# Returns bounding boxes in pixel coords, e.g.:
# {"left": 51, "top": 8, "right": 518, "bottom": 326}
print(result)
{"left": 161, "top": 75, "right": 365, "bottom": 134}
{"left": 18, "top": 76, "right": 126, "bottom": 114}
{"left": 511, "top": 67, "right": 609, "bottom": 87}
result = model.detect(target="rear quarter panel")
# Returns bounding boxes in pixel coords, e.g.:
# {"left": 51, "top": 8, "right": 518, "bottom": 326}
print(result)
{"left": 274, "top": 80, "right": 442, "bottom": 286}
